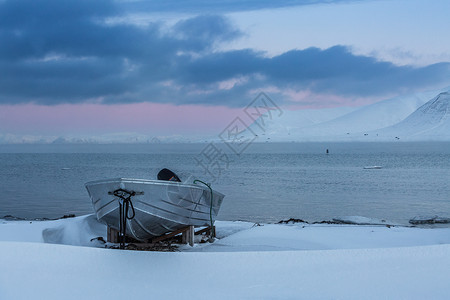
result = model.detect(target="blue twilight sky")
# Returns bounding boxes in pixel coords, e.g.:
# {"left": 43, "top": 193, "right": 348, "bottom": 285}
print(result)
{"left": 0, "top": 0, "right": 450, "bottom": 137}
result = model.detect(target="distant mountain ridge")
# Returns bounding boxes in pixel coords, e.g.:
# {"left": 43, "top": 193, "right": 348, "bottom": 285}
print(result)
{"left": 253, "top": 87, "right": 450, "bottom": 142}
{"left": 374, "top": 92, "right": 450, "bottom": 140}
{"left": 421, "top": 92, "right": 450, "bottom": 114}
{"left": 1, "top": 87, "right": 450, "bottom": 143}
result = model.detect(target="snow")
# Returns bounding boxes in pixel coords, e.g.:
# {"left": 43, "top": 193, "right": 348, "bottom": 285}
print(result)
{"left": 191, "top": 222, "right": 450, "bottom": 252}
{"left": 247, "top": 106, "right": 357, "bottom": 140}
{"left": 0, "top": 215, "right": 106, "bottom": 246}
{"left": 248, "top": 87, "right": 450, "bottom": 142}
{"left": 332, "top": 216, "right": 391, "bottom": 225}
{"left": 2, "top": 215, "right": 450, "bottom": 299}
{"left": 4, "top": 87, "right": 450, "bottom": 145}
{"left": 374, "top": 92, "right": 450, "bottom": 140}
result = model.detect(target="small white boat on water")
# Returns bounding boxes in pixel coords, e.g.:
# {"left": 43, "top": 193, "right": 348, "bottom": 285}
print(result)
{"left": 363, "top": 166, "right": 383, "bottom": 169}
{"left": 85, "top": 169, "right": 225, "bottom": 242}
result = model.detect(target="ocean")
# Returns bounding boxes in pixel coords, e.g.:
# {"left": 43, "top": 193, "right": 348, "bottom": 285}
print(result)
{"left": 0, "top": 142, "right": 449, "bottom": 225}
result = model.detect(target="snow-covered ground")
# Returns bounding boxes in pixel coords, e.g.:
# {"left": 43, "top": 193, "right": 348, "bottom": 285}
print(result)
{"left": 2, "top": 215, "right": 450, "bottom": 299}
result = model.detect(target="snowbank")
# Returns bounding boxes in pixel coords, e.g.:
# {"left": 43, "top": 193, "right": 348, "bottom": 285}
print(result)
{"left": 1, "top": 215, "right": 450, "bottom": 299}
{"left": 0, "top": 214, "right": 106, "bottom": 246}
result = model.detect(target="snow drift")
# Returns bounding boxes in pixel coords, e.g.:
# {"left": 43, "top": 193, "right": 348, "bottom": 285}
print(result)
{"left": 2, "top": 215, "right": 450, "bottom": 299}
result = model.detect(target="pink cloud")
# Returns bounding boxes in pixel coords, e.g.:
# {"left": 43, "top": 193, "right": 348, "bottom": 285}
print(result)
{"left": 0, "top": 103, "right": 242, "bottom": 136}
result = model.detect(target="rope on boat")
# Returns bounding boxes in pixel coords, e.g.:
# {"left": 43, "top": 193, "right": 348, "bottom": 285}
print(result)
{"left": 193, "top": 180, "right": 214, "bottom": 239}
{"left": 111, "top": 188, "right": 136, "bottom": 249}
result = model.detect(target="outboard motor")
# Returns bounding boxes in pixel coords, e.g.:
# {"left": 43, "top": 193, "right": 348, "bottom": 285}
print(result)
{"left": 157, "top": 168, "right": 181, "bottom": 182}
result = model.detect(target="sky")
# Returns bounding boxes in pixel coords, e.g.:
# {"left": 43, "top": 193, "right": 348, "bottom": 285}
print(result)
{"left": 1, "top": 0, "right": 450, "bottom": 142}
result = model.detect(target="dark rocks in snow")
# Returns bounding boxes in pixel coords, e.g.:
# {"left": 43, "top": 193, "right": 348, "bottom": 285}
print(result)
{"left": 277, "top": 218, "right": 308, "bottom": 224}
{"left": 2, "top": 215, "right": 26, "bottom": 221}
{"left": 311, "top": 220, "right": 341, "bottom": 224}
{"left": 331, "top": 217, "right": 388, "bottom": 226}
{"left": 2, "top": 214, "right": 76, "bottom": 221}
{"left": 409, "top": 216, "right": 450, "bottom": 225}
{"left": 276, "top": 217, "right": 395, "bottom": 226}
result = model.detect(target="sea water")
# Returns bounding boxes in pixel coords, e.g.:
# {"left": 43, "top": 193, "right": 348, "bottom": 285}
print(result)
{"left": 0, "top": 142, "right": 449, "bottom": 225}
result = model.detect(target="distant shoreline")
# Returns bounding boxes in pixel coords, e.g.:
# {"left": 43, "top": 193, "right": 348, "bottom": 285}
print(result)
{"left": 1, "top": 141, "right": 449, "bottom": 154}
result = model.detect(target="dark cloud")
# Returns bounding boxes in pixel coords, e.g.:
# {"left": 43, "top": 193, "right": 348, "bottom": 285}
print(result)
{"left": 264, "top": 47, "right": 450, "bottom": 95}
{"left": 0, "top": 0, "right": 116, "bottom": 60}
{"left": 173, "top": 15, "right": 242, "bottom": 50}
{"left": 0, "top": 0, "right": 449, "bottom": 106}
{"left": 0, "top": 0, "right": 240, "bottom": 104}
{"left": 178, "top": 49, "right": 263, "bottom": 84}
{"left": 175, "top": 46, "right": 450, "bottom": 104}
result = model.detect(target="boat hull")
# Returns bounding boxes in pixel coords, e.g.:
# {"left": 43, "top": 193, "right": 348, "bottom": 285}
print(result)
{"left": 85, "top": 178, "right": 225, "bottom": 241}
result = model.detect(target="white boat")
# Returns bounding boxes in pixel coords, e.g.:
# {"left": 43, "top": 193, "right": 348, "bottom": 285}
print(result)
{"left": 363, "top": 166, "right": 382, "bottom": 169}
{"left": 85, "top": 176, "right": 225, "bottom": 242}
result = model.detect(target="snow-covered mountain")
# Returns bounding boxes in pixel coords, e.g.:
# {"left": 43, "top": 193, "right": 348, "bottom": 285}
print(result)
{"left": 256, "top": 88, "right": 447, "bottom": 141}
{"left": 373, "top": 92, "right": 450, "bottom": 140}
{"left": 303, "top": 90, "right": 437, "bottom": 133}
{"left": 2, "top": 87, "right": 450, "bottom": 144}
{"left": 243, "top": 106, "right": 357, "bottom": 142}
{"left": 0, "top": 133, "right": 186, "bottom": 144}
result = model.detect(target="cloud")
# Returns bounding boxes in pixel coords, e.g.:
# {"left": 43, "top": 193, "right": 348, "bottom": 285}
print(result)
{"left": 0, "top": 0, "right": 449, "bottom": 107}
{"left": 119, "top": 0, "right": 366, "bottom": 14}
{"left": 0, "top": 0, "right": 239, "bottom": 104}
{"left": 173, "top": 46, "right": 450, "bottom": 105}
{"left": 173, "top": 15, "right": 242, "bottom": 49}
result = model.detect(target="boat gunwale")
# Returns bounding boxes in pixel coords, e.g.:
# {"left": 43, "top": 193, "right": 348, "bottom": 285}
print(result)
{"left": 85, "top": 177, "right": 225, "bottom": 198}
